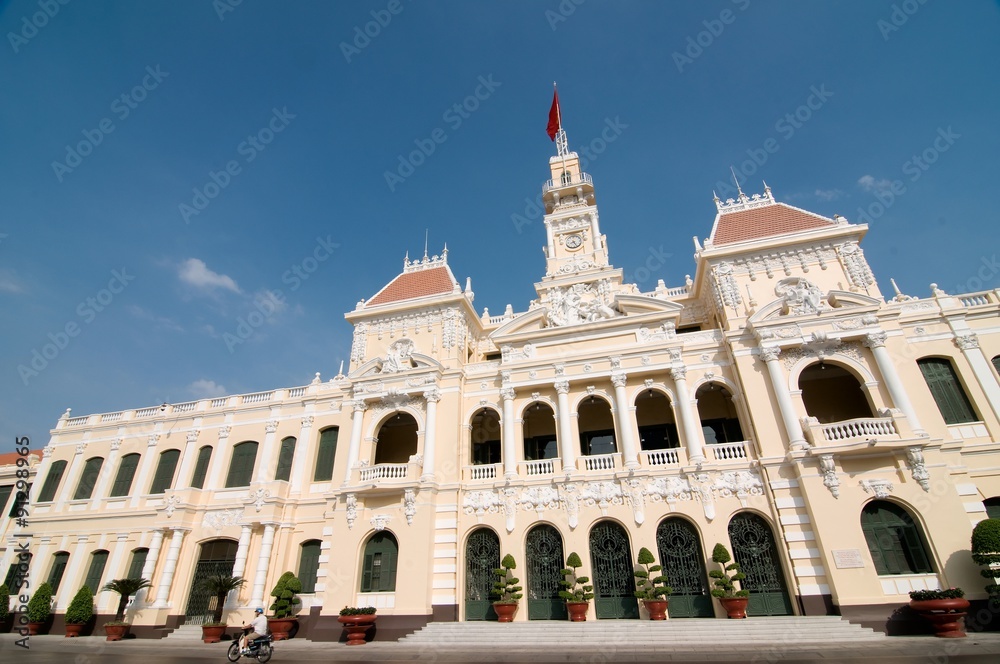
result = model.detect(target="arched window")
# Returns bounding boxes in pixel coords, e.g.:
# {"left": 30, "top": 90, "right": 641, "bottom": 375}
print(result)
{"left": 374, "top": 416, "right": 416, "bottom": 465}
{"left": 84, "top": 550, "right": 109, "bottom": 593}
{"left": 4, "top": 552, "right": 30, "bottom": 590}
{"left": 225, "top": 441, "right": 258, "bottom": 488}
{"left": 695, "top": 383, "right": 746, "bottom": 444}
{"left": 992, "top": 355, "right": 1000, "bottom": 377}
{"left": 578, "top": 397, "right": 616, "bottom": 457}
{"left": 48, "top": 551, "right": 70, "bottom": 593}
{"left": 561, "top": 170, "right": 572, "bottom": 184}
{"left": 314, "top": 429, "right": 338, "bottom": 481}
{"left": 361, "top": 532, "right": 398, "bottom": 593}
{"left": 190, "top": 446, "right": 213, "bottom": 489}
{"left": 798, "top": 363, "right": 872, "bottom": 424}
{"left": 150, "top": 449, "right": 181, "bottom": 494}
{"left": 985, "top": 497, "right": 1000, "bottom": 520}
{"left": 523, "top": 402, "right": 557, "bottom": 461}
{"left": 73, "top": 456, "right": 104, "bottom": 500}
{"left": 275, "top": 437, "right": 296, "bottom": 482}
{"left": 0, "top": 485, "right": 12, "bottom": 517}
{"left": 127, "top": 548, "right": 149, "bottom": 579}
{"left": 918, "top": 358, "right": 978, "bottom": 425}
{"left": 109, "top": 453, "right": 141, "bottom": 497}
{"left": 298, "top": 540, "right": 322, "bottom": 593}
{"left": 470, "top": 408, "right": 501, "bottom": 466}
{"left": 861, "top": 500, "right": 933, "bottom": 575}
{"left": 37, "top": 459, "right": 67, "bottom": 502}
{"left": 635, "top": 390, "right": 679, "bottom": 451}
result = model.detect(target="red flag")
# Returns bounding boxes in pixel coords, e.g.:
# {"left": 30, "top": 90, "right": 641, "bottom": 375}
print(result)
{"left": 546, "top": 88, "right": 560, "bottom": 141}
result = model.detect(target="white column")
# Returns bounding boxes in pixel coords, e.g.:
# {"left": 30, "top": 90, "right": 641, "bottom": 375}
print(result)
{"left": 129, "top": 435, "right": 162, "bottom": 507}
{"left": 90, "top": 439, "right": 122, "bottom": 508}
{"left": 227, "top": 525, "right": 253, "bottom": 608}
{"left": 611, "top": 372, "right": 639, "bottom": 469}
{"left": 343, "top": 402, "right": 366, "bottom": 486}
{"left": 206, "top": 428, "right": 232, "bottom": 490}
{"left": 152, "top": 528, "right": 187, "bottom": 608}
{"left": 174, "top": 430, "right": 201, "bottom": 490}
{"left": 57, "top": 535, "right": 92, "bottom": 608}
{"left": 864, "top": 332, "right": 926, "bottom": 436}
{"left": 501, "top": 388, "right": 517, "bottom": 480}
{"left": 555, "top": 381, "right": 575, "bottom": 476}
{"left": 289, "top": 415, "right": 314, "bottom": 494}
{"left": 136, "top": 529, "right": 164, "bottom": 605}
{"left": 672, "top": 367, "right": 706, "bottom": 463}
{"left": 99, "top": 533, "right": 131, "bottom": 612}
{"left": 421, "top": 389, "right": 440, "bottom": 481}
{"left": 250, "top": 523, "right": 276, "bottom": 607}
{"left": 55, "top": 443, "right": 88, "bottom": 507}
{"left": 955, "top": 333, "right": 1000, "bottom": 422}
{"left": 255, "top": 419, "right": 280, "bottom": 483}
{"left": 760, "top": 347, "right": 808, "bottom": 450}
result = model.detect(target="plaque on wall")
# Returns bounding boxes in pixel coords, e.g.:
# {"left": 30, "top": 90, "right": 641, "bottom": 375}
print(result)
{"left": 832, "top": 549, "right": 865, "bottom": 569}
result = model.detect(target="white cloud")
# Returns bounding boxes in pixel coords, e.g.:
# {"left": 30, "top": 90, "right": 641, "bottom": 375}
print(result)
{"left": 857, "top": 175, "right": 893, "bottom": 195}
{"left": 814, "top": 188, "right": 844, "bottom": 201}
{"left": 0, "top": 269, "right": 24, "bottom": 293}
{"left": 178, "top": 258, "right": 241, "bottom": 294}
{"left": 188, "top": 379, "right": 228, "bottom": 398}
{"left": 129, "top": 305, "right": 183, "bottom": 332}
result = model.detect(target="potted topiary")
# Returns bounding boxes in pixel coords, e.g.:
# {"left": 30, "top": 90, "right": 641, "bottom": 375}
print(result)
{"left": 909, "top": 588, "right": 969, "bottom": 638}
{"left": 267, "top": 571, "right": 302, "bottom": 640}
{"left": 972, "top": 518, "right": 1000, "bottom": 602}
{"left": 633, "top": 547, "right": 672, "bottom": 620}
{"left": 558, "top": 552, "right": 595, "bottom": 622}
{"left": 64, "top": 585, "right": 94, "bottom": 637}
{"left": 0, "top": 582, "right": 11, "bottom": 633}
{"left": 101, "top": 577, "right": 151, "bottom": 641}
{"left": 491, "top": 553, "right": 523, "bottom": 622}
{"left": 26, "top": 582, "right": 53, "bottom": 635}
{"left": 709, "top": 543, "right": 749, "bottom": 619}
{"left": 337, "top": 606, "right": 377, "bottom": 645}
{"left": 199, "top": 575, "right": 245, "bottom": 643}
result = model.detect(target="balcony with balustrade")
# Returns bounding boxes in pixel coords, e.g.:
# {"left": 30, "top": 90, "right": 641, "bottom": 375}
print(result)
{"left": 349, "top": 456, "right": 422, "bottom": 492}
{"left": 800, "top": 409, "right": 917, "bottom": 454}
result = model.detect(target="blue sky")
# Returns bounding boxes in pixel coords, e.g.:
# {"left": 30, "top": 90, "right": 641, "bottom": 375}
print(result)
{"left": 2, "top": 0, "right": 998, "bottom": 449}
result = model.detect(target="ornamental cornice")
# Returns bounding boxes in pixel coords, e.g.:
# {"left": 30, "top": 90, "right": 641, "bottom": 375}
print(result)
{"left": 954, "top": 333, "right": 979, "bottom": 350}
{"left": 862, "top": 331, "right": 888, "bottom": 348}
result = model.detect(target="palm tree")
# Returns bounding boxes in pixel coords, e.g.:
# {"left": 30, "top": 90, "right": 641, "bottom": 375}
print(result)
{"left": 101, "top": 577, "right": 152, "bottom": 622}
{"left": 200, "top": 575, "right": 246, "bottom": 624}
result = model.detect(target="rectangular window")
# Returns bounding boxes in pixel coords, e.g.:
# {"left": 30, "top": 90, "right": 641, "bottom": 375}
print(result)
{"left": 84, "top": 551, "right": 109, "bottom": 593}
{"left": 523, "top": 435, "right": 558, "bottom": 461}
{"left": 275, "top": 438, "right": 296, "bottom": 482}
{"left": 0, "top": 485, "right": 12, "bottom": 516}
{"left": 580, "top": 430, "right": 616, "bottom": 456}
{"left": 73, "top": 457, "right": 104, "bottom": 500}
{"left": 298, "top": 541, "right": 321, "bottom": 593}
{"left": 127, "top": 549, "right": 148, "bottom": 579}
{"left": 48, "top": 552, "right": 69, "bottom": 593}
{"left": 4, "top": 553, "right": 30, "bottom": 591}
{"left": 313, "top": 429, "right": 339, "bottom": 482}
{"left": 37, "top": 460, "right": 67, "bottom": 502}
{"left": 638, "top": 424, "right": 679, "bottom": 450}
{"left": 225, "top": 442, "right": 258, "bottom": 488}
{"left": 8, "top": 485, "right": 29, "bottom": 518}
{"left": 149, "top": 450, "right": 180, "bottom": 494}
{"left": 109, "top": 454, "right": 140, "bottom": 497}
{"left": 190, "top": 447, "right": 212, "bottom": 489}
{"left": 918, "top": 358, "right": 978, "bottom": 425}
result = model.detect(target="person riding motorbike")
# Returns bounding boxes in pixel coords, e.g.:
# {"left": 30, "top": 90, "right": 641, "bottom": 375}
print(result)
{"left": 240, "top": 608, "right": 268, "bottom": 654}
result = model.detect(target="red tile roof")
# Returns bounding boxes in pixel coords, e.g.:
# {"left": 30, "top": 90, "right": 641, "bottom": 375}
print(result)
{"left": 367, "top": 266, "right": 457, "bottom": 306}
{"left": 712, "top": 203, "right": 834, "bottom": 245}
{"left": 0, "top": 450, "right": 41, "bottom": 467}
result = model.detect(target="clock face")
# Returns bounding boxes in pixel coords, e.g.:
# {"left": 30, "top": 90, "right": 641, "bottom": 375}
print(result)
{"left": 564, "top": 234, "right": 583, "bottom": 249}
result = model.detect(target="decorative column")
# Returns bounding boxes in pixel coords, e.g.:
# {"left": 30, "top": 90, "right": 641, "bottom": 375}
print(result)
{"left": 501, "top": 388, "right": 518, "bottom": 480}
{"left": 90, "top": 438, "right": 123, "bottom": 508}
{"left": 136, "top": 529, "right": 164, "bottom": 605}
{"left": 152, "top": 528, "right": 188, "bottom": 608}
{"left": 255, "top": 419, "right": 280, "bottom": 483}
{"left": 250, "top": 523, "right": 277, "bottom": 607}
{"left": 227, "top": 525, "right": 253, "bottom": 608}
{"left": 205, "top": 426, "right": 232, "bottom": 490}
{"left": 174, "top": 430, "right": 201, "bottom": 491}
{"left": 57, "top": 535, "right": 92, "bottom": 607}
{"left": 611, "top": 372, "right": 639, "bottom": 469}
{"left": 56, "top": 442, "right": 88, "bottom": 507}
{"left": 954, "top": 333, "right": 1000, "bottom": 422}
{"left": 672, "top": 367, "right": 706, "bottom": 464}
{"left": 421, "top": 389, "right": 440, "bottom": 481}
{"left": 130, "top": 434, "right": 163, "bottom": 507}
{"left": 343, "top": 401, "right": 367, "bottom": 486}
{"left": 288, "top": 415, "right": 314, "bottom": 493}
{"left": 863, "top": 332, "right": 926, "bottom": 436}
{"left": 555, "top": 381, "right": 575, "bottom": 476}
{"left": 760, "top": 347, "right": 808, "bottom": 450}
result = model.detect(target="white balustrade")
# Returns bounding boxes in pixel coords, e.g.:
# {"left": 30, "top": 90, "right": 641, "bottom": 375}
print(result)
{"left": 641, "top": 449, "right": 680, "bottom": 466}
{"left": 467, "top": 464, "right": 498, "bottom": 480}
{"left": 242, "top": 391, "right": 273, "bottom": 404}
{"left": 135, "top": 407, "right": 159, "bottom": 418}
{"left": 581, "top": 453, "right": 618, "bottom": 471}
{"left": 210, "top": 398, "right": 228, "bottom": 408}
{"left": 66, "top": 416, "right": 89, "bottom": 426}
{"left": 821, "top": 418, "right": 897, "bottom": 442}
{"left": 359, "top": 463, "right": 409, "bottom": 482}
{"left": 100, "top": 412, "right": 123, "bottom": 423}
{"left": 706, "top": 442, "right": 748, "bottom": 461}
{"left": 960, "top": 292, "right": 995, "bottom": 307}
{"left": 172, "top": 402, "right": 197, "bottom": 413}
{"left": 521, "top": 459, "right": 555, "bottom": 476}
{"left": 287, "top": 387, "right": 305, "bottom": 397}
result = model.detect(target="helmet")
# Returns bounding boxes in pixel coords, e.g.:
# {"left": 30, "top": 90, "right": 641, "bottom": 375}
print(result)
{"left": 254, "top": 608, "right": 264, "bottom": 614}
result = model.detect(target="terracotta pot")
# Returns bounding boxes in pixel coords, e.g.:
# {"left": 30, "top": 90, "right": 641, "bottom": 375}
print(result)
{"left": 103, "top": 623, "right": 129, "bottom": 641}
{"left": 910, "top": 598, "right": 970, "bottom": 638}
{"left": 643, "top": 599, "right": 669, "bottom": 621}
{"left": 64, "top": 623, "right": 85, "bottom": 637}
{"left": 566, "top": 601, "right": 589, "bottom": 622}
{"left": 493, "top": 602, "right": 518, "bottom": 623}
{"left": 201, "top": 623, "right": 227, "bottom": 643}
{"left": 718, "top": 597, "right": 749, "bottom": 619}
{"left": 337, "top": 614, "right": 377, "bottom": 645}
{"left": 266, "top": 617, "right": 297, "bottom": 641}
{"left": 28, "top": 621, "right": 48, "bottom": 636}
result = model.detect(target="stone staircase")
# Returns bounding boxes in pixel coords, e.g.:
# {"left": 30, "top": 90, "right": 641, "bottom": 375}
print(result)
{"left": 161, "top": 624, "right": 209, "bottom": 641}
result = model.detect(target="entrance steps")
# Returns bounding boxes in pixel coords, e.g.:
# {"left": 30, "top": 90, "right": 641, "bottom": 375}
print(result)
{"left": 162, "top": 624, "right": 209, "bottom": 641}
{"left": 399, "top": 616, "right": 886, "bottom": 645}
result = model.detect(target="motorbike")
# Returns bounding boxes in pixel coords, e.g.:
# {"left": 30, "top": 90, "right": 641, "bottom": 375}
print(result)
{"left": 227, "top": 631, "right": 274, "bottom": 663}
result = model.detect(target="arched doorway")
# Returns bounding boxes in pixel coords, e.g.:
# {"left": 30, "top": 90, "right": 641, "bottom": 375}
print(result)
{"left": 523, "top": 402, "right": 557, "bottom": 461}
{"left": 464, "top": 528, "right": 499, "bottom": 621}
{"left": 374, "top": 412, "right": 418, "bottom": 464}
{"left": 798, "top": 362, "right": 873, "bottom": 423}
{"left": 635, "top": 389, "right": 680, "bottom": 452}
{"left": 589, "top": 521, "right": 639, "bottom": 619}
{"left": 526, "top": 524, "right": 567, "bottom": 620}
{"left": 694, "top": 383, "right": 745, "bottom": 445}
{"left": 729, "top": 513, "right": 793, "bottom": 616}
{"left": 656, "top": 518, "right": 712, "bottom": 618}
{"left": 184, "top": 539, "right": 238, "bottom": 622}
{"left": 579, "top": 397, "right": 617, "bottom": 458}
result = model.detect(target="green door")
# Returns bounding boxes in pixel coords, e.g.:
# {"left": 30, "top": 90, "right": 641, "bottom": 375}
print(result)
{"left": 589, "top": 521, "right": 639, "bottom": 619}
{"left": 464, "top": 528, "right": 499, "bottom": 621}
{"left": 526, "top": 524, "right": 567, "bottom": 620}
{"left": 729, "top": 514, "right": 793, "bottom": 616}
{"left": 184, "top": 540, "right": 238, "bottom": 621}
{"left": 656, "top": 518, "right": 713, "bottom": 618}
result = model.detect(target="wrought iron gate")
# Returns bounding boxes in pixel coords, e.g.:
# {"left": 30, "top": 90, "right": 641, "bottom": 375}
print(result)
{"left": 526, "top": 524, "right": 567, "bottom": 620}
{"left": 655, "top": 518, "right": 713, "bottom": 618}
{"left": 464, "top": 528, "right": 499, "bottom": 621}
{"left": 729, "top": 513, "right": 793, "bottom": 616}
{"left": 184, "top": 540, "right": 238, "bottom": 622}
{"left": 589, "top": 522, "right": 639, "bottom": 619}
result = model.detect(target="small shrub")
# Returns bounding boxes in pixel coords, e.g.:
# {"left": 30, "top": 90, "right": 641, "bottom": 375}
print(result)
{"left": 972, "top": 518, "right": 1000, "bottom": 598}
{"left": 708, "top": 543, "right": 749, "bottom": 599}
{"left": 633, "top": 547, "right": 672, "bottom": 600}
{"left": 558, "top": 552, "right": 595, "bottom": 602}
{"left": 339, "top": 606, "right": 377, "bottom": 616}
{"left": 269, "top": 572, "right": 302, "bottom": 619}
{"left": 65, "top": 586, "right": 95, "bottom": 624}
{"left": 27, "top": 582, "right": 53, "bottom": 623}
{"left": 909, "top": 587, "right": 965, "bottom": 601}
{"left": 0, "top": 583, "right": 9, "bottom": 622}
{"left": 492, "top": 553, "right": 524, "bottom": 604}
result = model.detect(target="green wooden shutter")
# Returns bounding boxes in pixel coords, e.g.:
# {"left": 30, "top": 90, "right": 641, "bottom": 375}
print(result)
{"left": 0, "top": 485, "right": 12, "bottom": 516}
{"left": 48, "top": 552, "right": 70, "bottom": 593}
{"left": 5, "top": 553, "right": 30, "bottom": 590}
{"left": 149, "top": 449, "right": 181, "bottom": 494}
{"left": 9, "top": 485, "right": 29, "bottom": 518}
{"left": 361, "top": 533, "right": 398, "bottom": 592}
{"left": 127, "top": 548, "right": 148, "bottom": 579}
{"left": 275, "top": 437, "right": 296, "bottom": 482}
{"left": 298, "top": 540, "right": 321, "bottom": 593}
{"left": 918, "top": 358, "right": 977, "bottom": 425}
{"left": 361, "top": 553, "right": 374, "bottom": 592}
{"left": 109, "top": 453, "right": 140, "bottom": 497}
{"left": 992, "top": 355, "right": 1000, "bottom": 377}
{"left": 861, "top": 501, "right": 933, "bottom": 575}
{"left": 73, "top": 457, "right": 104, "bottom": 500}
{"left": 225, "top": 442, "right": 258, "bottom": 488}
{"left": 313, "top": 428, "right": 339, "bottom": 482}
{"left": 190, "top": 446, "right": 213, "bottom": 489}
{"left": 37, "top": 460, "right": 67, "bottom": 502}
{"left": 84, "top": 550, "right": 109, "bottom": 593}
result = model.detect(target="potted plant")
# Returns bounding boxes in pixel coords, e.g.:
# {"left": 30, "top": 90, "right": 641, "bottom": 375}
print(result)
{"left": 0, "top": 582, "right": 11, "bottom": 633}
{"left": 100, "top": 577, "right": 151, "bottom": 641}
{"left": 909, "top": 588, "right": 969, "bottom": 638}
{"left": 491, "top": 553, "right": 523, "bottom": 622}
{"left": 633, "top": 547, "right": 672, "bottom": 620}
{"left": 972, "top": 518, "right": 1000, "bottom": 601}
{"left": 267, "top": 571, "right": 302, "bottom": 640}
{"left": 337, "top": 606, "right": 377, "bottom": 645}
{"left": 199, "top": 575, "right": 245, "bottom": 643}
{"left": 558, "top": 552, "right": 594, "bottom": 622}
{"left": 709, "top": 543, "right": 749, "bottom": 619}
{"left": 64, "top": 585, "right": 94, "bottom": 637}
{"left": 26, "top": 582, "right": 53, "bottom": 635}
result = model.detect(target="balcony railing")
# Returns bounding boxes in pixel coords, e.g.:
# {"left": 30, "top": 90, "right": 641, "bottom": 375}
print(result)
{"left": 706, "top": 441, "right": 748, "bottom": 461}
{"left": 580, "top": 453, "right": 619, "bottom": 472}
{"left": 821, "top": 417, "right": 897, "bottom": 442}
{"left": 641, "top": 449, "right": 680, "bottom": 466}
{"left": 521, "top": 459, "right": 557, "bottom": 476}
{"left": 959, "top": 290, "right": 997, "bottom": 307}
{"left": 465, "top": 464, "right": 500, "bottom": 481}
{"left": 543, "top": 172, "right": 593, "bottom": 193}
{"left": 359, "top": 463, "right": 410, "bottom": 483}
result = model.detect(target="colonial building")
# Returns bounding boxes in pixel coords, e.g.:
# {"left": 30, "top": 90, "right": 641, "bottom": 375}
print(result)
{"left": 5, "top": 122, "right": 1000, "bottom": 639}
